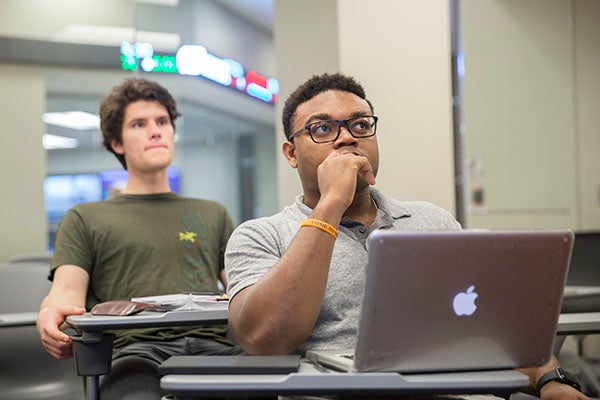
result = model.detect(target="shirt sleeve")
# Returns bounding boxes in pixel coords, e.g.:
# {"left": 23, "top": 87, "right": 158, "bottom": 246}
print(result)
{"left": 225, "top": 218, "right": 285, "bottom": 301}
{"left": 218, "top": 205, "right": 236, "bottom": 273}
{"left": 49, "top": 207, "right": 94, "bottom": 281}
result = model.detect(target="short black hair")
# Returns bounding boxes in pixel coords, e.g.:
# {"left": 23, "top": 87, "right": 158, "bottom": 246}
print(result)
{"left": 281, "top": 72, "right": 374, "bottom": 140}
{"left": 99, "top": 78, "right": 181, "bottom": 169}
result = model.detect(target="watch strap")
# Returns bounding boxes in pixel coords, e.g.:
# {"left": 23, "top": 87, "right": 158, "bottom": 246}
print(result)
{"left": 536, "top": 367, "right": 582, "bottom": 396}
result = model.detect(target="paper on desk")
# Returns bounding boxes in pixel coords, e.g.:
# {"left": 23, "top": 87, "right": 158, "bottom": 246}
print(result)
{"left": 131, "top": 293, "right": 228, "bottom": 311}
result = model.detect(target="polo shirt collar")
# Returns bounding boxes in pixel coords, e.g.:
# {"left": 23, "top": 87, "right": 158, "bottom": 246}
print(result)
{"left": 292, "top": 187, "right": 412, "bottom": 224}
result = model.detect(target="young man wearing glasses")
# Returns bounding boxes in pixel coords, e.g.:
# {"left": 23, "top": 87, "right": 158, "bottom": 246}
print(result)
{"left": 224, "top": 73, "right": 586, "bottom": 400}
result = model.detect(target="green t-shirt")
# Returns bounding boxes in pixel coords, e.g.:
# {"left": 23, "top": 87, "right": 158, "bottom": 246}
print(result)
{"left": 50, "top": 192, "right": 235, "bottom": 350}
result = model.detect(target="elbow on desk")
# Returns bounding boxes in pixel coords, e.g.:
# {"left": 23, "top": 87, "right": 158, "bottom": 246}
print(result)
{"left": 229, "top": 321, "right": 300, "bottom": 355}
{"left": 228, "top": 289, "right": 308, "bottom": 354}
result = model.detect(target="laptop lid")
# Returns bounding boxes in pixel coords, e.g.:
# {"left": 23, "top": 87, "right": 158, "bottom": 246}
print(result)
{"left": 349, "top": 229, "right": 572, "bottom": 373}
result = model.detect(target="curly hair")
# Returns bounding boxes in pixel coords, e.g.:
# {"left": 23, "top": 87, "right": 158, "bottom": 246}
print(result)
{"left": 281, "top": 72, "right": 374, "bottom": 140}
{"left": 99, "top": 78, "right": 181, "bottom": 169}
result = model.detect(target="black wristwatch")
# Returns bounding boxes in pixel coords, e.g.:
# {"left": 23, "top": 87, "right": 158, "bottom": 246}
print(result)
{"left": 536, "top": 367, "right": 582, "bottom": 396}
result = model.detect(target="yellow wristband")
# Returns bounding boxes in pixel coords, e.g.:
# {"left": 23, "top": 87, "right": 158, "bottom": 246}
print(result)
{"left": 301, "top": 219, "right": 338, "bottom": 239}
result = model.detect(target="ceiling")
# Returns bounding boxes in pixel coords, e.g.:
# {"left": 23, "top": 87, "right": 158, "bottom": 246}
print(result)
{"left": 213, "top": 0, "right": 274, "bottom": 33}
{"left": 45, "top": 92, "right": 266, "bottom": 150}
{"left": 41, "top": 0, "right": 276, "bottom": 150}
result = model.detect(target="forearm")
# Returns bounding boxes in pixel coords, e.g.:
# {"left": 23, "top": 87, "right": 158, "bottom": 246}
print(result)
{"left": 37, "top": 265, "right": 89, "bottom": 359}
{"left": 517, "top": 356, "right": 560, "bottom": 395}
{"left": 517, "top": 356, "right": 589, "bottom": 399}
{"left": 230, "top": 204, "right": 345, "bottom": 354}
{"left": 41, "top": 285, "right": 86, "bottom": 311}
{"left": 228, "top": 150, "right": 371, "bottom": 354}
{"left": 230, "top": 227, "right": 336, "bottom": 354}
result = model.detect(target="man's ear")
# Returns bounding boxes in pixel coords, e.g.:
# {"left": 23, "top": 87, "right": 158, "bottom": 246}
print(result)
{"left": 111, "top": 139, "right": 124, "bottom": 155}
{"left": 282, "top": 141, "right": 298, "bottom": 169}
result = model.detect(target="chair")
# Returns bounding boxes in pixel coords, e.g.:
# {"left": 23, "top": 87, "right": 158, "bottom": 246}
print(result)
{"left": 555, "top": 231, "right": 600, "bottom": 397}
{"left": 507, "top": 233, "right": 600, "bottom": 400}
{"left": 7, "top": 251, "right": 53, "bottom": 264}
{"left": 0, "top": 261, "right": 84, "bottom": 399}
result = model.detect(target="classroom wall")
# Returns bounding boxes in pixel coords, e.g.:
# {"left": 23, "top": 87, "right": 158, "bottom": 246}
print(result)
{"left": 0, "top": 65, "right": 47, "bottom": 261}
{"left": 0, "top": 0, "right": 277, "bottom": 261}
{"left": 574, "top": 0, "right": 600, "bottom": 231}
{"left": 2, "top": 0, "right": 599, "bottom": 263}
{"left": 275, "top": 0, "right": 600, "bottom": 232}
{"left": 461, "top": 0, "right": 600, "bottom": 231}
{"left": 274, "top": 0, "right": 456, "bottom": 214}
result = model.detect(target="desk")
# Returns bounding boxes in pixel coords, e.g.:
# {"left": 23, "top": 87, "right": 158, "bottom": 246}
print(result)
{"left": 160, "top": 361, "right": 530, "bottom": 399}
{"left": 65, "top": 308, "right": 228, "bottom": 400}
{"left": 562, "top": 286, "right": 600, "bottom": 314}
{"left": 65, "top": 307, "right": 600, "bottom": 400}
{"left": 556, "top": 310, "right": 600, "bottom": 396}
{"left": 557, "top": 312, "right": 600, "bottom": 335}
{"left": 66, "top": 308, "right": 227, "bottom": 331}
{"left": 0, "top": 311, "right": 38, "bottom": 328}
{"left": 158, "top": 312, "right": 600, "bottom": 400}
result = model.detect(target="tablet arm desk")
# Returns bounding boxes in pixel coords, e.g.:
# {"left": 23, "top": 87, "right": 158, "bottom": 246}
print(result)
{"left": 160, "top": 361, "right": 531, "bottom": 399}
{"left": 66, "top": 308, "right": 228, "bottom": 400}
{"left": 156, "top": 313, "right": 600, "bottom": 400}
{"left": 557, "top": 292, "right": 600, "bottom": 397}
{"left": 63, "top": 296, "right": 600, "bottom": 400}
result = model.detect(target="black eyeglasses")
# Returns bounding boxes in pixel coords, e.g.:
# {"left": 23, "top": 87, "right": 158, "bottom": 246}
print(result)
{"left": 289, "top": 115, "right": 379, "bottom": 143}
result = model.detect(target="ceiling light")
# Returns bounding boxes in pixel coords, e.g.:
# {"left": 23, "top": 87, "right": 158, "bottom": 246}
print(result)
{"left": 52, "top": 24, "right": 181, "bottom": 52}
{"left": 43, "top": 134, "right": 79, "bottom": 150}
{"left": 137, "top": 0, "right": 179, "bottom": 6}
{"left": 42, "top": 111, "right": 100, "bottom": 130}
{"left": 136, "top": 0, "right": 179, "bottom": 7}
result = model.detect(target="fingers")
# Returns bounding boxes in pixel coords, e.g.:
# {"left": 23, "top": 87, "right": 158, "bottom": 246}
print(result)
{"left": 315, "top": 152, "right": 375, "bottom": 215}
{"left": 39, "top": 321, "right": 75, "bottom": 359}
{"left": 320, "top": 151, "right": 375, "bottom": 190}
{"left": 43, "top": 337, "right": 74, "bottom": 360}
{"left": 37, "top": 305, "right": 85, "bottom": 360}
{"left": 357, "top": 156, "right": 376, "bottom": 186}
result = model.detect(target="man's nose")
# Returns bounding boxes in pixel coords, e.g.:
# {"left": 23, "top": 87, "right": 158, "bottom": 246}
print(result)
{"left": 149, "top": 122, "right": 163, "bottom": 137}
{"left": 334, "top": 124, "right": 357, "bottom": 145}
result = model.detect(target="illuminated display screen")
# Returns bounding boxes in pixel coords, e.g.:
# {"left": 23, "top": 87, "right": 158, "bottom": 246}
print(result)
{"left": 44, "top": 168, "right": 181, "bottom": 250}
{"left": 120, "top": 41, "right": 279, "bottom": 104}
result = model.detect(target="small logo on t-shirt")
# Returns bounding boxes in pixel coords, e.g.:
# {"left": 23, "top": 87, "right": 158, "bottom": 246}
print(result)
{"left": 179, "top": 231, "right": 197, "bottom": 243}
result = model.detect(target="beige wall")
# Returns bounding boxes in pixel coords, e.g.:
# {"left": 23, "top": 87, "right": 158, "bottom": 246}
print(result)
{"left": 275, "top": 0, "right": 456, "bottom": 214}
{"left": 0, "top": 0, "right": 134, "bottom": 42}
{"left": 0, "top": 65, "right": 47, "bottom": 261}
{"left": 574, "top": 0, "right": 600, "bottom": 231}
{"left": 274, "top": 0, "right": 340, "bottom": 209}
{"left": 3, "top": 0, "right": 599, "bottom": 264}
{"left": 461, "top": 0, "right": 600, "bottom": 231}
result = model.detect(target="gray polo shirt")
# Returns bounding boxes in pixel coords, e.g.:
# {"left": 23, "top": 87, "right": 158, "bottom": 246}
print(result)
{"left": 225, "top": 187, "right": 461, "bottom": 355}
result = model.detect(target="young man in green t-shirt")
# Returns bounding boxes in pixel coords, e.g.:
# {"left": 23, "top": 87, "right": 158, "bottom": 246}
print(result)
{"left": 37, "top": 78, "right": 241, "bottom": 399}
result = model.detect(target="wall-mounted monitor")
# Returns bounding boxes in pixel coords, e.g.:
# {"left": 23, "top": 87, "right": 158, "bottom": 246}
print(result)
{"left": 44, "top": 174, "right": 103, "bottom": 224}
{"left": 98, "top": 167, "right": 181, "bottom": 198}
{"left": 44, "top": 167, "right": 181, "bottom": 250}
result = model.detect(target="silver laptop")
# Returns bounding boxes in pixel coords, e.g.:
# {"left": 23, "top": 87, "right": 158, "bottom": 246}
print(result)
{"left": 306, "top": 229, "right": 573, "bottom": 373}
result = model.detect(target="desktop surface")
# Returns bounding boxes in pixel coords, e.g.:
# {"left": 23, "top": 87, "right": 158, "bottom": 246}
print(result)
{"left": 0, "top": 311, "right": 38, "bottom": 327}
{"left": 160, "top": 361, "right": 530, "bottom": 398}
{"left": 66, "top": 308, "right": 228, "bottom": 331}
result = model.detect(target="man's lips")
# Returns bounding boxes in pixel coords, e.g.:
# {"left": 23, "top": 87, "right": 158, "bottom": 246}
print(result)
{"left": 339, "top": 149, "right": 363, "bottom": 157}
{"left": 145, "top": 144, "right": 167, "bottom": 151}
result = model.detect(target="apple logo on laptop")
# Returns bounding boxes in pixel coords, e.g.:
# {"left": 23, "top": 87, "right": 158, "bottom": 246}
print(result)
{"left": 452, "top": 285, "right": 478, "bottom": 316}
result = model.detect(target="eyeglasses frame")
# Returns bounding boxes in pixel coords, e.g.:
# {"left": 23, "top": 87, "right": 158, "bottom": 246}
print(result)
{"left": 288, "top": 115, "right": 379, "bottom": 144}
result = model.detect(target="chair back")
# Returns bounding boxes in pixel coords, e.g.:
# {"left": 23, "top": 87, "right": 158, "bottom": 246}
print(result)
{"left": 0, "top": 261, "right": 84, "bottom": 399}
